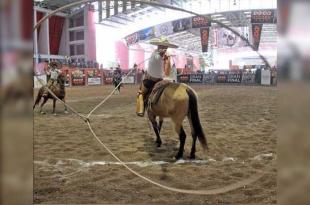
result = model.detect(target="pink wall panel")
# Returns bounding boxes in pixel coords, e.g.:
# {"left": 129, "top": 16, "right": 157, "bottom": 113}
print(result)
{"left": 87, "top": 7, "right": 96, "bottom": 61}
{"left": 132, "top": 45, "right": 145, "bottom": 70}
{"left": 115, "top": 41, "right": 129, "bottom": 69}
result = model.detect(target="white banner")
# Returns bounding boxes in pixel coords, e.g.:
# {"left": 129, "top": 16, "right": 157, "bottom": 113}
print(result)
{"left": 154, "top": 22, "right": 174, "bottom": 38}
{"left": 34, "top": 75, "right": 47, "bottom": 88}
{"left": 261, "top": 70, "right": 271, "bottom": 85}
{"left": 122, "top": 76, "right": 135, "bottom": 84}
{"left": 87, "top": 77, "right": 101, "bottom": 85}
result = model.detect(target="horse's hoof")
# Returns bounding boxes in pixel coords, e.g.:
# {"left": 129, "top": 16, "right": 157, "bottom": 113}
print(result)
{"left": 175, "top": 154, "right": 183, "bottom": 160}
{"left": 53, "top": 113, "right": 57, "bottom": 116}
{"left": 64, "top": 111, "right": 68, "bottom": 114}
{"left": 40, "top": 111, "right": 46, "bottom": 115}
{"left": 189, "top": 155, "right": 196, "bottom": 160}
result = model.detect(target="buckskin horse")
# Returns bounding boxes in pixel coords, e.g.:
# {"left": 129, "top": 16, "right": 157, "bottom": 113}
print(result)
{"left": 33, "top": 73, "right": 68, "bottom": 114}
{"left": 145, "top": 81, "right": 208, "bottom": 160}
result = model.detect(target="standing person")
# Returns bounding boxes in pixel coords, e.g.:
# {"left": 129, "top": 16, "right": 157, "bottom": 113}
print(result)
{"left": 113, "top": 64, "right": 122, "bottom": 95}
{"left": 42, "top": 62, "right": 60, "bottom": 97}
{"left": 136, "top": 38, "right": 178, "bottom": 117}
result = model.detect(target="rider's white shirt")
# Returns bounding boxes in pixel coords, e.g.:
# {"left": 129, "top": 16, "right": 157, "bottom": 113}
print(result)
{"left": 147, "top": 50, "right": 164, "bottom": 79}
{"left": 50, "top": 69, "right": 59, "bottom": 80}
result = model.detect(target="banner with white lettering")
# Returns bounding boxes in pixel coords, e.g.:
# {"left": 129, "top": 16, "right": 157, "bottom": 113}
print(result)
{"left": 191, "top": 16, "right": 211, "bottom": 28}
{"left": 251, "top": 10, "right": 276, "bottom": 24}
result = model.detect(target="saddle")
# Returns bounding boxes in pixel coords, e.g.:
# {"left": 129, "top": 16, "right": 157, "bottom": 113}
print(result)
{"left": 148, "top": 80, "right": 171, "bottom": 106}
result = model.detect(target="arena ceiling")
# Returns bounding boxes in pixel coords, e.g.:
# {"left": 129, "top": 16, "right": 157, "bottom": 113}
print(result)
{"left": 34, "top": 0, "right": 277, "bottom": 54}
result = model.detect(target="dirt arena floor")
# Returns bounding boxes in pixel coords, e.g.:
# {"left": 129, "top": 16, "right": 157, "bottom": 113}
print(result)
{"left": 34, "top": 84, "right": 277, "bottom": 204}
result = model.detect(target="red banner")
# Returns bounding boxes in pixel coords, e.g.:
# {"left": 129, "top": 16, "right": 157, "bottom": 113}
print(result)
{"left": 252, "top": 24, "right": 263, "bottom": 51}
{"left": 200, "top": 27, "right": 210, "bottom": 53}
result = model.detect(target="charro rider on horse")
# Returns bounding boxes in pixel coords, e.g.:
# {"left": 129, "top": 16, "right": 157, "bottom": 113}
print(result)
{"left": 42, "top": 62, "right": 60, "bottom": 97}
{"left": 136, "top": 38, "right": 178, "bottom": 117}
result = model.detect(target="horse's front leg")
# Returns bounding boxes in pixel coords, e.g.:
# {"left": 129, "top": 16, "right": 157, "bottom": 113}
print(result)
{"left": 174, "top": 123, "right": 186, "bottom": 160}
{"left": 63, "top": 96, "right": 68, "bottom": 114}
{"left": 148, "top": 112, "right": 162, "bottom": 147}
{"left": 39, "top": 97, "right": 48, "bottom": 114}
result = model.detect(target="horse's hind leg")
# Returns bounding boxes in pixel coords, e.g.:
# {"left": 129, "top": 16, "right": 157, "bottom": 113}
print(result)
{"left": 174, "top": 123, "right": 186, "bottom": 160}
{"left": 158, "top": 117, "right": 163, "bottom": 134}
{"left": 39, "top": 97, "right": 48, "bottom": 114}
{"left": 148, "top": 113, "right": 162, "bottom": 147}
{"left": 188, "top": 116, "right": 197, "bottom": 159}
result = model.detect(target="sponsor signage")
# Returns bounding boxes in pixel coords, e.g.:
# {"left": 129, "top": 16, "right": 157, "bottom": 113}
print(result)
{"left": 216, "top": 73, "right": 227, "bottom": 83}
{"left": 192, "top": 16, "right": 211, "bottom": 28}
{"left": 172, "top": 18, "right": 191, "bottom": 32}
{"left": 203, "top": 74, "right": 215, "bottom": 84}
{"left": 71, "top": 70, "right": 85, "bottom": 86}
{"left": 252, "top": 24, "right": 263, "bottom": 51}
{"left": 251, "top": 10, "right": 276, "bottom": 24}
{"left": 87, "top": 77, "right": 101, "bottom": 85}
{"left": 125, "top": 32, "right": 139, "bottom": 46}
{"left": 190, "top": 74, "right": 203, "bottom": 83}
{"left": 261, "top": 70, "right": 271, "bottom": 85}
{"left": 227, "top": 71, "right": 242, "bottom": 83}
{"left": 178, "top": 74, "right": 189, "bottom": 83}
{"left": 154, "top": 22, "right": 174, "bottom": 37}
{"left": 139, "top": 27, "right": 155, "bottom": 41}
{"left": 200, "top": 27, "right": 210, "bottom": 53}
{"left": 122, "top": 76, "right": 135, "bottom": 84}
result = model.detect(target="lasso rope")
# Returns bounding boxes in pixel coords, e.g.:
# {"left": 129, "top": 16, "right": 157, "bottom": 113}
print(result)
{"left": 34, "top": 0, "right": 271, "bottom": 195}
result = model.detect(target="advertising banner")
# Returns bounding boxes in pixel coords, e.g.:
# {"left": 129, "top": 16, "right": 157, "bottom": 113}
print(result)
{"left": 203, "top": 73, "right": 216, "bottom": 84}
{"left": 227, "top": 71, "right": 242, "bottom": 83}
{"left": 154, "top": 22, "right": 174, "bottom": 37}
{"left": 192, "top": 16, "right": 211, "bottom": 28}
{"left": 261, "top": 70, "right": 271, "bottom": 85}
{"left": 71, "top": 70, "right": 85, "bottom": 86}
{"left": 251, "top": 10, "right": 276, "bottom": 24}
{"left": 88, "top": 77, "right": 101, "bottom": 85}
{"left": 139, "top": 27, "right": 155, "bottom": 41}
{"left": 122, "top": 75, "right": 135, "bottom": 84}
{"left": 216, "top": 27, "right": 250, "bottom": 48}
{"left": 216, "top": 73, "right": 227, "bottom": 83}
{"left": 87, "top": 69, "right": 101, "bottom": 85}
{"left": 189, "top": 74, "right": 203, "bottom": 83}
{"left": 125, "top": 32, "right": 139, "bottom": 46}
{"left": 200, "top": 27, "right": 210, "bottom": 53}
{"left": 252, "top": 24, "right": 263, "bottom": 51}
{"left": 178, "top": 74, "right": 190, "bottom": 83}
{"left": 241, "top": 73, "right": 256, "bottom": 84}
{"left": 172, "top": 18, "right": 191, "bottom": 32}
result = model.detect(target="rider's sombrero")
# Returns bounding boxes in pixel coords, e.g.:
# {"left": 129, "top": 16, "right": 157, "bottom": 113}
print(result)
{"left": 49, "top": 62, "right": 60, "bottom": 68}
{"left": 149, "top": 38, "right": 178, "bottom": 48}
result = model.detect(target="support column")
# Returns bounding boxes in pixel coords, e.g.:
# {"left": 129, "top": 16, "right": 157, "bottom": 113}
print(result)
{"left": 34, "top": 9, "right": 39, "bottom": 64}
{"left": 46, "top": 15, "right": 50, "bottom": 61}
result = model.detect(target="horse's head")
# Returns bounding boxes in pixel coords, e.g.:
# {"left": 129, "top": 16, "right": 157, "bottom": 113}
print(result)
{"left": 57, "top": 72, "right": 66, "bottom": 86}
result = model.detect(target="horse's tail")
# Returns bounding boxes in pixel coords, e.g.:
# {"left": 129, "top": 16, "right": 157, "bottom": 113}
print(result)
{"left": 186, "top": 88, "right": 208, "bottom": 151}
{"left": 33, "top": 87, "right": 43, "bottom": 109}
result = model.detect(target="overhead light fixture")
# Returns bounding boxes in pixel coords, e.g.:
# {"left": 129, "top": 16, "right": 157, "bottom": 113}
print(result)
{"left": 214, "top": 17, "right": 226, "bottom": 20}
{"left": 212, "top": 14, "right": 222, "bottom": 17}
